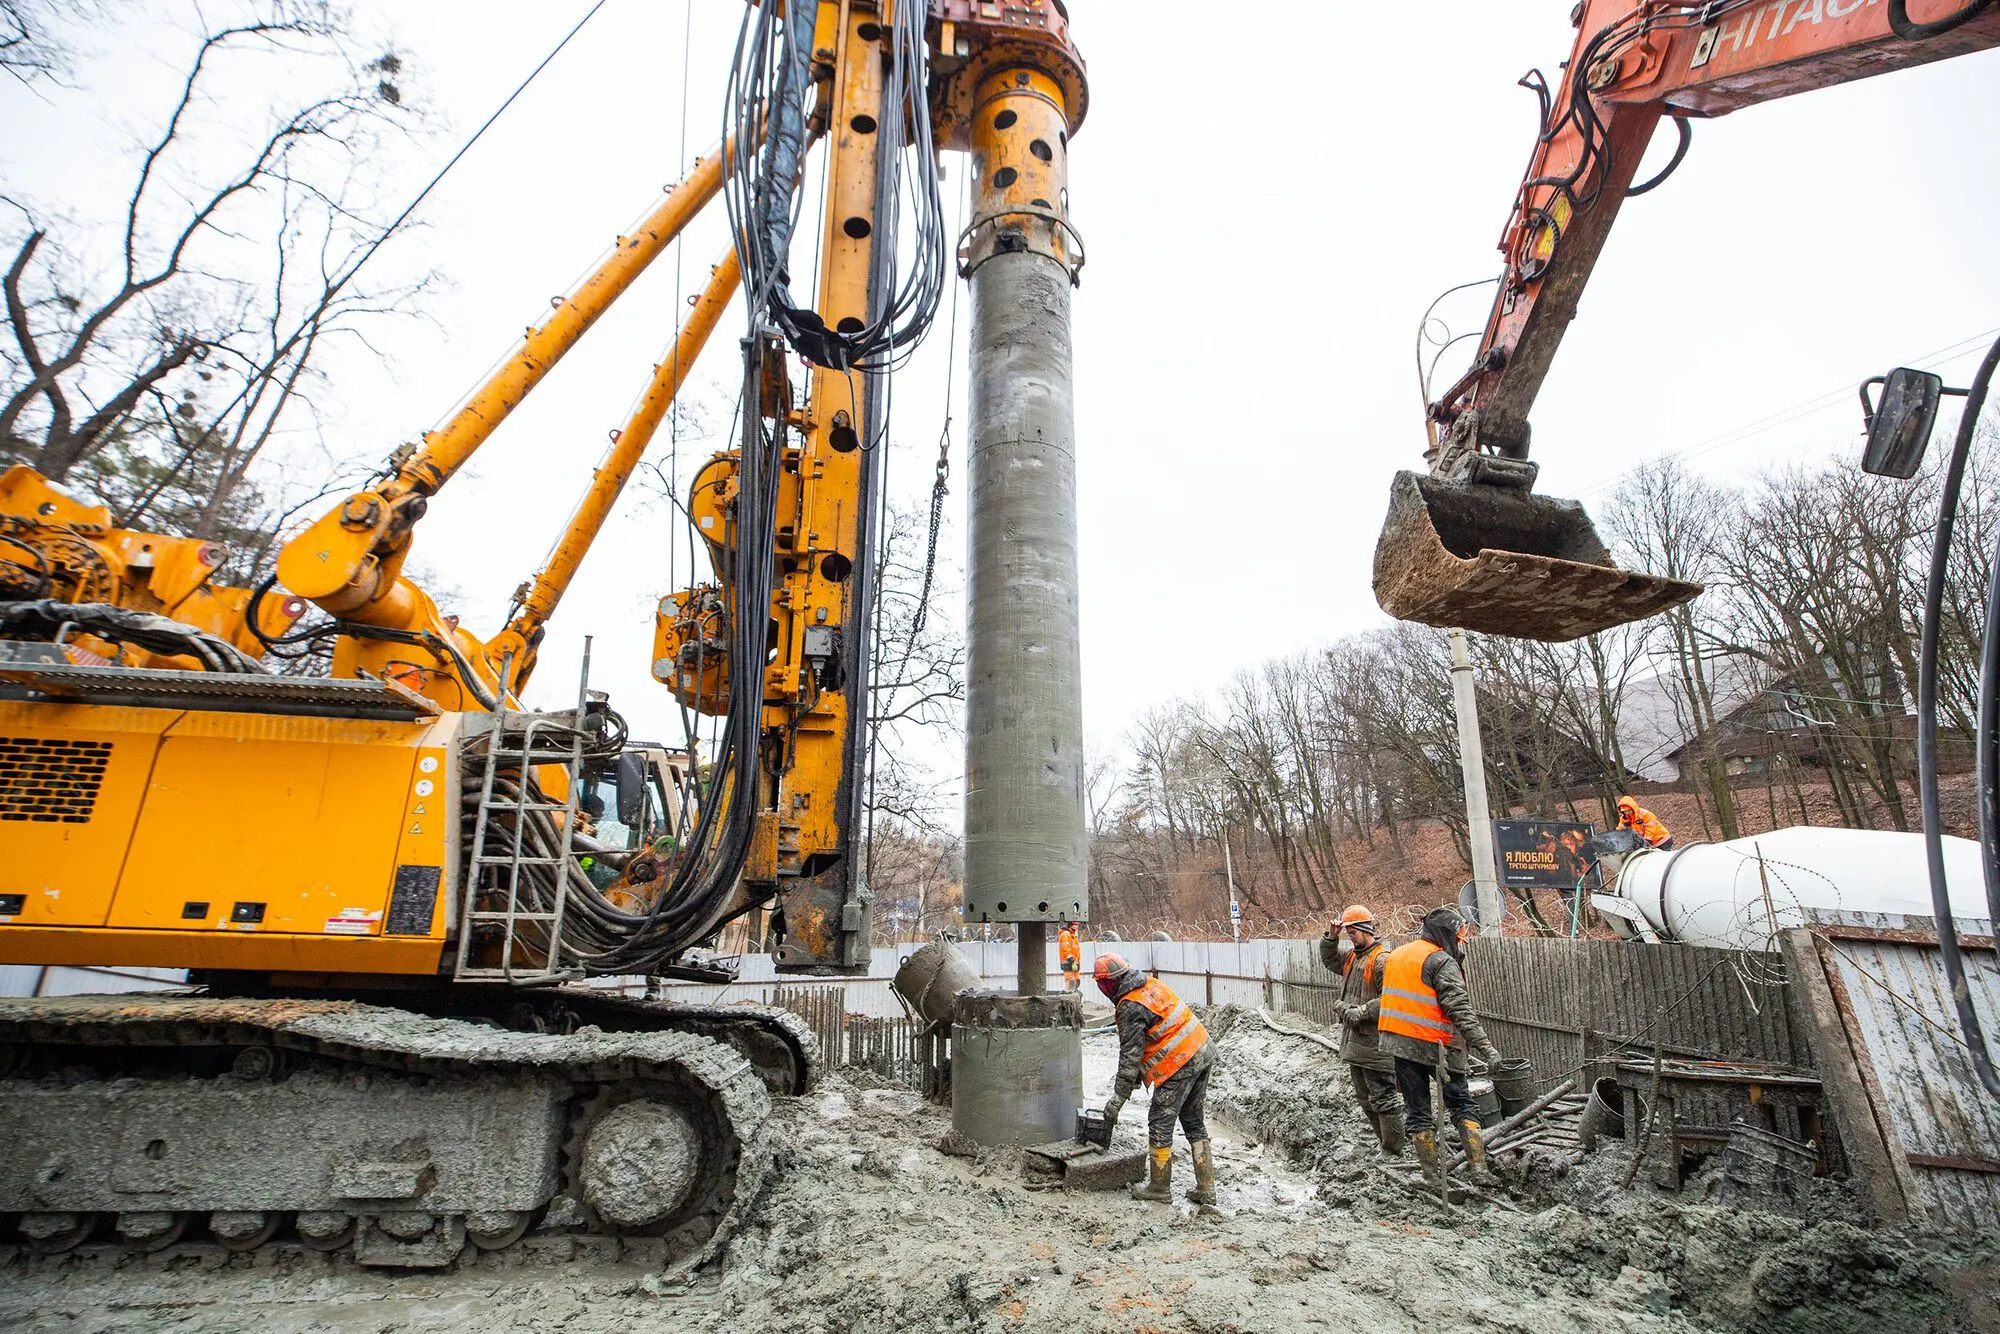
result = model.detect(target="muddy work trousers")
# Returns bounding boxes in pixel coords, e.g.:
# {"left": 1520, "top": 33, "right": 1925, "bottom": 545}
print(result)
{"left": 1347, "top": 1062, "right": 1401, "bottom": 1118}
{"left": 1394, "top": 1055, "right": 1471, "bottom": 1134}
{"left": 1147, "top": 1050, "right": 1213, "bottom": 1149}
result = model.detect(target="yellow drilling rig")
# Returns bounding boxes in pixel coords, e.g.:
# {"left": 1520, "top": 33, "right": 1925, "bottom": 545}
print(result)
{"left": 0, "top": 0, "right": 1085, "bottom": 1268}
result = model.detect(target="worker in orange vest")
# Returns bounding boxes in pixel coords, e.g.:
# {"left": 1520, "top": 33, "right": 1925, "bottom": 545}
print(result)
{"left": 1377, "top": 906, "right": 1505, "bottom": 1199}
{"left": 1323, "top": 904, "right": 1403, "bottom": 1156}
{"left": 1096, "top": 953, "right": 1216, "bottom": 1207}
{"left": 1616, "top": 795, "right": 1673, "bottom": 849}
{"left": 1058, "top": 922, "right": 1081, "bottom": 992}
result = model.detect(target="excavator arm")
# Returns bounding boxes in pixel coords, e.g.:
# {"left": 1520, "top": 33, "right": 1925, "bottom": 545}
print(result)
{"left": 1376, "top": 0, "right": 2000, "bottom": 642}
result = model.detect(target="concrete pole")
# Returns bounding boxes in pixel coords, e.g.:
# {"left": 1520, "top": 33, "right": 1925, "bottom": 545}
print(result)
{"left": 960, "top": 66, "right": 1089, "bottom": 992}
{"left": 1222, "top": 833, "right": 1240, "bottom": 942}
{"left": 1449, "top": 626, "right": 1505, "bottom": 934}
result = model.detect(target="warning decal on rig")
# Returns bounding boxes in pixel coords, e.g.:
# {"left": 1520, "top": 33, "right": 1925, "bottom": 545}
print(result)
{"left": 324, "top": 908, "right": 382, "bottom": 935}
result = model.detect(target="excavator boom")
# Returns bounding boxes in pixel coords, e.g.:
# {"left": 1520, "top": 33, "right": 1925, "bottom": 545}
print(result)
{"left": 1375, "top": 0, "right": 2000, "bottom": 642}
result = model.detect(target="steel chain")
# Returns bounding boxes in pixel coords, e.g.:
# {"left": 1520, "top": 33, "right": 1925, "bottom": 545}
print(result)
{"left": 911, "top": 423, "right": 949, "bottom": 636}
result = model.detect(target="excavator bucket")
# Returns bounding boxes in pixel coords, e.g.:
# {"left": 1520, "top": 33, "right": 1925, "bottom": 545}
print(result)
{"left": 1372, "top": 470, "right": 1701, "bottom": 643}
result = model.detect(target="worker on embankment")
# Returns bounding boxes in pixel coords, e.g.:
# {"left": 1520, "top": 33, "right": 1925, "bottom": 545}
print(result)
{"left": 1377, "top": 907, "right": 1505, "bottom": 1198}
{"left": 1616, "top": 795, "right": 1673, "bottom": 849}
{"left": 1096, "top": 953, "right": 1216, "bottom": 1207}
{"left": 1059, "top": 922, "right": 1081, "bottom": 993}
{"left": 1324, "top": 905, "right": 1402, "bottom": 1157}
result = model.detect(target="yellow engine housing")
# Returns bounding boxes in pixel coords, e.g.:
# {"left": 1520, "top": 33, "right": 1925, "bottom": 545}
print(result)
{"left": 0, "top": 697, "right": 460, "bottom": 975}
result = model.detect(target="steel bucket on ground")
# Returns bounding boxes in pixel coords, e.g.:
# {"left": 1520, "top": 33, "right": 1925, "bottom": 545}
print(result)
{"left": 1491, "top": 1056, "right": 1536, "bottom": 1115}
{"left": 1577, "top": 1076, "right": 1639, "bottom": 1154}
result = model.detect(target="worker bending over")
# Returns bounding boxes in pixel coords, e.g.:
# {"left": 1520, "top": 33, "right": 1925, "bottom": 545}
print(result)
{"left": 1097, "top": 953, "right": 1216, "bottom": 1206}
{"left": 1323, "top": 905, "right": 1402, "bottom": 1156}
{"left": 1377, "top": 906, "right": 1505, "bottom": 1198}
{"left": 1059, "top": 922, "right": 1081, "bottom": 992}
{"left": 1616, "top": 795, "right": 1673, "bottom": 849}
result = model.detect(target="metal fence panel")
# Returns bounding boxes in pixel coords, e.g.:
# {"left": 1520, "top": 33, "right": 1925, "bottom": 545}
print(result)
{"left": 1818, "top": 934, "right": 2000, "bottom": 1232}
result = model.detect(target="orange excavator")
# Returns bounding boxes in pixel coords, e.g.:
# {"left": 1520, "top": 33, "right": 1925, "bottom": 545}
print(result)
{"left": 1374, "top": 0, "right": 2000, "bottom": 642}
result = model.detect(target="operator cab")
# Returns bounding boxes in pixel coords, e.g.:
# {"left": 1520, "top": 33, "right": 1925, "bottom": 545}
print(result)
{"left": 579, "top": 745, "right": 689, "bottom": 853}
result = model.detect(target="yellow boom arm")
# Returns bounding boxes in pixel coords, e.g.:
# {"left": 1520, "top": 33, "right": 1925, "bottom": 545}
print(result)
{"left": 276, "top": 140, "right": 732, "bottom": 626}
{"left": 488, "top": 247, "right": 743, "bottom": 694}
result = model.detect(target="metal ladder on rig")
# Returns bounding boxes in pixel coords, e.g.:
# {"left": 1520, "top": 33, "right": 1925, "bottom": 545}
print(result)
{"left": 454, "top": 647, "right": 595, "bottom": 983}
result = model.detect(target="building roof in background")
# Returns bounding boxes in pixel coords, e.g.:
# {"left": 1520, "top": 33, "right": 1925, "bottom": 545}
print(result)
{"left": 1612, "top": 657, "right": 1775, "bottom": 783}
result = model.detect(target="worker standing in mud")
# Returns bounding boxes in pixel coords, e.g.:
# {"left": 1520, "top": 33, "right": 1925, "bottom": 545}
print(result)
{"left": 1377, "top": 907, "right": 1505, "bottom": 1199}
{"left": 1616, "top": 795, "right": 1673, "bottom": 849}
{"left": 1059, "top": 922, "right": 1081, "bottom": 992}
{"left": 1322, "top": 905, "right": 1403, "bottom": 1156}
{"left": 1096, "top": 953, "right": 1217, "bottom": 1207}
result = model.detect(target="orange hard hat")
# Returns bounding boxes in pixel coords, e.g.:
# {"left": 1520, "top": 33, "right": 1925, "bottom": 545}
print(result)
{"left": 1093, "top": 952, "right": 1129, "bottom": 983}
{"left": 1337, "top": 904, "right": 1376, "bottom": 930}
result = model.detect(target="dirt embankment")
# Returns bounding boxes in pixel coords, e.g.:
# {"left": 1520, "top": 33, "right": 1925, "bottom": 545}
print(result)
{"left": 2, "top": 1007, "right": 1994, "bottom": 1333}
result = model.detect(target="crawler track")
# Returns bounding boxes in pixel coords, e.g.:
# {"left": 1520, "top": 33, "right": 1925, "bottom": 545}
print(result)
{"left": 0, "top": 994, "right": 784, "bottom": 1268}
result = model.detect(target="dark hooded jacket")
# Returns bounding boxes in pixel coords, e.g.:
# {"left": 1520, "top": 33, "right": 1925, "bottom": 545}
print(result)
{"left": 1335, "top": 933, "right": 1394, "bottom": 1071}
{"left": 1374, "top": 909, "right": 1499, "bottom": 1074}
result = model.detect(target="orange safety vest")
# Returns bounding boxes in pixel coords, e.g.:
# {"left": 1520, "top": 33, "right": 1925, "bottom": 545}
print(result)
{"left": 1058, "top": 927, "right": 1080, "bottom": 970}
{"left": 1126, "top": 975, "right": 1208, "bottom": 1087}
{"left": 1342, "top": 940, "right": 1386, "bottom": 987}
{"left": 1621, "top": 804, "right": 1671, "bottom": 846}
{"left": 1377, "top": 939, "right": 1453, "bottom": 1047}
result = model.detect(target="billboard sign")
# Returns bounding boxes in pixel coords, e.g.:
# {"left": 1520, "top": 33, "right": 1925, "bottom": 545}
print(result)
{"left": 1492, "top": 819, "right": 1595, "bottom": 891}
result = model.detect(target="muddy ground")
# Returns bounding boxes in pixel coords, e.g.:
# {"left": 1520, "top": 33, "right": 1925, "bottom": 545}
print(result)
{"left": 2, "top": 1006, "right": 1995, "bottom": 1333}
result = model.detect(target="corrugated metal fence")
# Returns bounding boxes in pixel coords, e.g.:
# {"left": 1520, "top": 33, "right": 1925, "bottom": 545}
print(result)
{"left": 1457, "top": 936, "right": 1805, "bottom": 1099}
{"left": 1804, "top": 927, "right": 2000, "bottom": 1232}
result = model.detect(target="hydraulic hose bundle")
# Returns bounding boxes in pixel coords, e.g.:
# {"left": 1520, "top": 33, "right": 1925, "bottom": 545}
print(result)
{"left": 722, "top": 0, "right": 945, "bottom": 371}
{"left": 1914, "top": 330, "right": 2000, "bottom": 1100}
{"left": 0, "top": 599, "right": 267, "bottom": 674}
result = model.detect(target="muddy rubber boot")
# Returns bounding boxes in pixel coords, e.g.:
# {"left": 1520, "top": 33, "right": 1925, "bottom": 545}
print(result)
{"left": 1187, "top": 1139, "right": 1217, "bottom": 1208}
{"left": 1378, "top": 1115, "right": 1406, "bottom": 1159}
{"left": 1413, "top": 1129, "right": 1448, "bottom": 1202}
{"left": 1129, "top": 1146, "right": 1173, "bottom": 1202}
{"left": 1458, "top": 1118, "right": 1499, "bottom": 1189}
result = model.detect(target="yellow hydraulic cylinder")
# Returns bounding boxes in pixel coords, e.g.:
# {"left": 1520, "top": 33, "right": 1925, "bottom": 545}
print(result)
{"left": 491, "top": 245, "right": 743, "bottom": 692}
{"left": 402, "top": 143, "right": 732, "bottom": 495}
{"left": 278, "top": 140, "right": 733, "bottom": 622}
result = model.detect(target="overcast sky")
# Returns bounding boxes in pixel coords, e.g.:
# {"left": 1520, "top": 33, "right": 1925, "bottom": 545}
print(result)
{"left": 8, "top": 1, "right": 1998, "bottom": 801}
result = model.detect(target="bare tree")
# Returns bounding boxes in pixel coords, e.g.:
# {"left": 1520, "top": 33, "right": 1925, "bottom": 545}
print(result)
{"left": 862, "top": 501, "right": 965, "bottom": 838}
{"left": 2, "top": 3, "right": 427, "bottom": 559}
{"left": 1, "top": 0, "right": 86, "bottom": 84}
{"left": 1605, "top": 459, "right": 1744, "bottom": 839}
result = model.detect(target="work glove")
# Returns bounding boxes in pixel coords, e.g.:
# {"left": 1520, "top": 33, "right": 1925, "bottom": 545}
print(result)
{"left": 1479, "top": 1043, "right": 1503, "bottom": 1069}
{"left": 1329, "top": 1001, "right": 1352, "bottom": 1025}
{"left": 1102, "top": 1094, "right": 1126, "bottom": 1128}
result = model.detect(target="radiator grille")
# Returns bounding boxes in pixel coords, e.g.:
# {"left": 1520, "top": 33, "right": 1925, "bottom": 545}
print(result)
{"left": 0, "top": 736, "right": 114, "bottom": 823}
